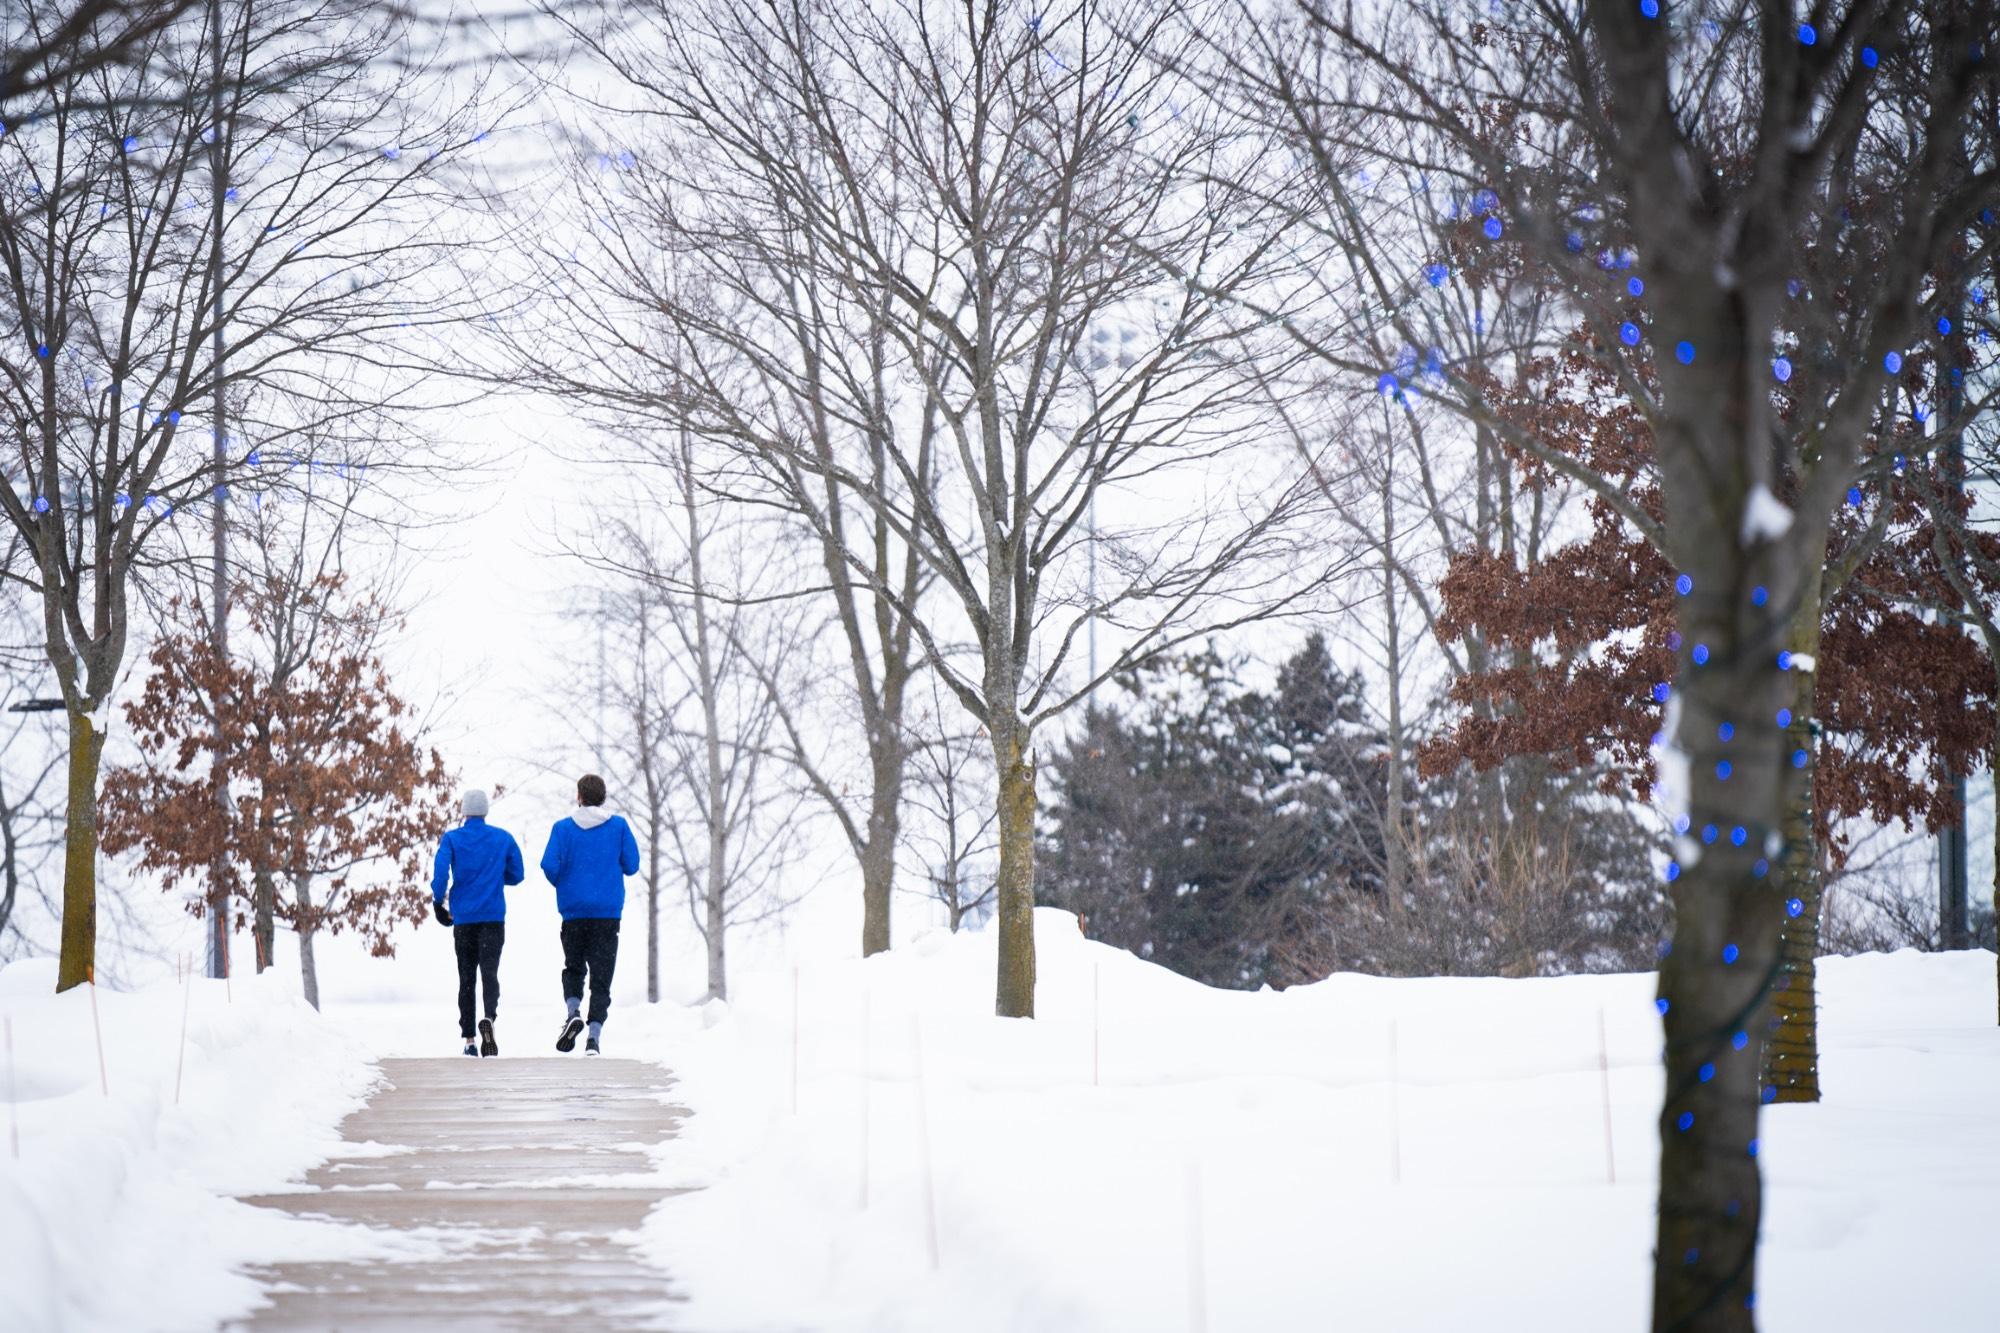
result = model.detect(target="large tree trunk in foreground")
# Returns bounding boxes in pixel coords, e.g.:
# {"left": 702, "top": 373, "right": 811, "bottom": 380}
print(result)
{"left": 55, "top": 710, "right": 105, "bottom": 992}
{"left": 1648, "top": 396, "right": 1831, "bottom": 1330}
{"left": 295, "top": 872, "right": 321, "bottom": 1011}
{"left": 1763, "top": 583, "right": 1826, "bottom": 1104}
{"left": 992, "top": 722, "right": 1036, "bottom": 1019}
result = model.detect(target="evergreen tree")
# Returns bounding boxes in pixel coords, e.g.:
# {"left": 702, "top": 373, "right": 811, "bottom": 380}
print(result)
{"left": 1040, "top": 637, "right": 1387, "bottom": 989}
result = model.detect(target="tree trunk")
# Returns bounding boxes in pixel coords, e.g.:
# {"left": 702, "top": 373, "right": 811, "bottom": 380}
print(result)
{"left": 252, "top": 866, "right": 277, "bottom": 974}
{"left": 1762, "top": 582, "right": 1826, "bottom": 1103}
{"left": 992, "top": 721, "right": 1036, "bottom": 1018}
{"left": 860, "top": 753, "right": 901, "bottom": 956}
{"left": 647, "top": 851, "right": 661, "bottom": 1004}
{"left": 705, "top": 867, "right": 726, "bottom": 1001}
{"left": 294, "top": 872, "right": 320, "bottom": 1012}
{"left": 1652, "top": 646, "right": 1796, "bottom": 1331}
{"left": 55, "top": 709, "right": 105, "bottom": 992}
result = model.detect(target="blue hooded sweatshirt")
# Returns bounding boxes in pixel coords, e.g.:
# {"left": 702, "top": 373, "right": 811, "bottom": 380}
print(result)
{"left": 432, "top": 817, "right": 525, "bottom": 924}
{"left": 540, "top": 806, "right": 640, "bottom": 920}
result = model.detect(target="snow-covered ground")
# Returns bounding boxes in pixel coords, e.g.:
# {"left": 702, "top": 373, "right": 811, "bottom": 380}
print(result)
{"left": 2, "top": 917, "right": 1994, "bottom": 1332}
{"left": 0, "top": 960, "right": 422, "bottom": 1332}
{"left": 615, "top": 911, "right": 2000, "bottom": 1333}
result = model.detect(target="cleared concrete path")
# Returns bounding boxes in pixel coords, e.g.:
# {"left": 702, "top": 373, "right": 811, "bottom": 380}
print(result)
{"left": 231, "top": 1056, "right": 691, "bottom": 1331}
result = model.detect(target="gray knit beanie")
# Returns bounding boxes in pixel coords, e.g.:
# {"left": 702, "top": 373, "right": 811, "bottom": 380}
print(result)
{"left": 462, "top": 789, "right": 490, "bottom": 819}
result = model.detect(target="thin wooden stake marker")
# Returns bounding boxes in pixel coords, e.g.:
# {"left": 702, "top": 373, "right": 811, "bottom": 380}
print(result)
{"left": 1597, "top": 1006, "right": 1616, "bottom": 1185}
{"left": 911, "top": 1012, "right": 939, "bottom": 1271}
{"left": 4, "top": 1015, "right": 18, "bottom": 1159}
{"left": 859, "top": 986, "right": 871, "bottom": 1210}
{"left": 1387, "top": 1018, "right": 1402, "bottom": 1185}
{"left": 88, "top": 976, "right": 108, "bottom": 1097}
{"left": 1186, "top": 1157, "right": 1208, "bottom": 1333}
{"left": 175, "top": 966, "right": 195, "bottom": 1106}
{"left": 1092, "top": 961, "right": 1101, "bottom": 1087}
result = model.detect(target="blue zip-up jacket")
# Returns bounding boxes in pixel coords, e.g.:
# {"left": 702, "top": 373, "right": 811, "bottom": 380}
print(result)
{"left": 431, "top": 817, "right": 525, "bottom": 925}
{"left": 539, "top": 807, "right": 640, "bottom": 920}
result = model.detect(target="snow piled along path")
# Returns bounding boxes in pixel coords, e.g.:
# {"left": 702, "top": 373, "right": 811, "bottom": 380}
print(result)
{"left": 625, "top": 909, "right": 2000, "bottom": 1333}
{"left": 0, "top": 959, "right": 414, "bottom": 1331}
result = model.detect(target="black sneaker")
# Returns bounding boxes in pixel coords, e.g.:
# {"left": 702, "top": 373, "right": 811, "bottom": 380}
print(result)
{"left": 478, "top": 1018, "right": 498, "bottom": 1058}
{"left": 462, "top": 1040, "right": 478, "bottom": 1057}
{"left": 585, "top": 1037, "right": 600, "bottom": 1056}
{"left": 556, "top": 1015, "right": 584, "bottom": 1053}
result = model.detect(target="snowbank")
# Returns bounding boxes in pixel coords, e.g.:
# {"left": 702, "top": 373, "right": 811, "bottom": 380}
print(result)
{"left": 0, "top": 959, "right": 405, "bottom": 1332}
{"left": 619, "top": 910, "right": 2000, "bottom": 1333}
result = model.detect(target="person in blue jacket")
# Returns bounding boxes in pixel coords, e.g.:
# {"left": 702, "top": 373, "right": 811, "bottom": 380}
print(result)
{"left": 541, "top": 773, "right": 640, "bottom": 1056}
{"left": 432, "top": 789, "right": 525, "bottom": 1057}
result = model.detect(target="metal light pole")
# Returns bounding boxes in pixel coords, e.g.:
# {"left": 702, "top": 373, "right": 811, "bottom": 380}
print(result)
{"left": 1938, "top": 252, "right": 1972, "bottom": 950}
{"left": 205, "top": 0, "right": 231, "bottom": 980}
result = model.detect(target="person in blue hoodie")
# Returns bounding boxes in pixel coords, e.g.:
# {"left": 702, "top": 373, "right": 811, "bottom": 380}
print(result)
{"left": 432, "top": 789, "right": 525, "bottom": 1057}
{"left": 541, "top": 773, "right": 641, "bottom": 1055}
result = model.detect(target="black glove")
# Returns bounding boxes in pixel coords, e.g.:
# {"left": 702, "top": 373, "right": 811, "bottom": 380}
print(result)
{"left": 434, "top": 900, "right": 453, "bottom": 927}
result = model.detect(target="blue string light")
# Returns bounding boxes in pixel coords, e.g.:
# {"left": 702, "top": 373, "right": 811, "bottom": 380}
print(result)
{"left": 1666, "top": 862, "right": 1682, "bottom": 882}
{"left": 34, "top": 343, "right": 47, "bottom": 358}
{"left": 1699, "top": 1063, "right": 1715, "bottom": 1083}
{"left": 1678, "top": 1112, "right": 1695, "bottom": 1131}
{"left": 1847, "top": 487, "right": 1863, "bottom": 506}
{"left": 32, "top": 496, "right": 48, "bottom": 513}
{"left": 1377, "top": 373, "right": 1399, "bottom": 396}
{"left": 1640, "top": 0, "right": 1659, "bottom": 17}
{"left": 1792, "top": 749, "right": 1809, "bottom": 768}
{"left": 1753, "top": 859, "right": 1770, "bottom": 877}
{"left": 1718, "top": 722, "right": 1734, "bottom": 742}
{"left": 1773, "top": 357, "right": 1792, "bottom": 382}
{"left": 1716, "top": 760, "right": 1733, "bottom": 781}
{"left": 1482, "top": 216, "right": 1503, "bottom": 240}
{"left": 1621, "top": 321, "right": 1642, "bottom": 346}
{"left": 1656, "top": 997, "right": 1670, "bottom": 1015}
{"left": 1861, "top": 45, "right": 1879, "bottom": 68}
{"left": 1667, "top": 630, "right": 1683, "bottom": 651}
{"left": 1776, "top": 708, "right": 1792, "bottom": 727}
{"left": 1675, "top": 573, "right": 1693, "bottom": 596}
{"left": 1653, "top": 682, "right": 1671, "bottom": 703}
{"left": 1676, "top": 341, "right": 1696, "bottom": 364}
{"left": 1777, "top": 651, "right": 1793, "bottom": 670}
{"left": 1883, "top": 350, "right": 1903, "bottom": 373}
{"left": 1938, "top": 316, "right": 1953, "bottom": 335}
{"left": 1692, "top": 643, "right": 1710, "bottom": 665}
{"left": 1732, "top": 1031, "right": 1749, "bottom": 1051}
{"left": 1423, "top": 263, "right": 1448, "bottom": 287}
{"left": 1799, "top": 23, "right": 1817, "bottom": 45}
{"left": 1702, "top": 824, "right": 1719, "bottom": 844}
{"left": 1731, "top": 826, "right": 1747, "bottom": 847}
{"left": 121, "top": 134, "right": 138, "bottom": 152}
{"left": 1785, "top": 897, "right": 1803, "bottom": 918}
{"left": 1751, "top": 585, "right": 1768, "bottom": 606}
{"left": 1722, "top": 943, "right": 1740, "bottom": 964}
{"left": 1628, "top": 276, "right": 1644, "bottom": 296}
{"left": 1674, "top": 814, "right": 1691, "bottom": 835}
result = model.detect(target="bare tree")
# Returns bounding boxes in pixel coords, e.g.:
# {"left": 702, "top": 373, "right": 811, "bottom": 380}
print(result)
{"left": 1198, "top": 3, "right": 2000, "bottom": 1326}
{"left": 2, "top": 1, "right": 205, "bottom": 113}
{"left": 530, "top": 0, "right": 1332, "bottom": 1016}
{"left": 0, "top": 0, "right": 499, "bottom": 990}
{"left": 578, "top": 432, "right": 813, "bottom": 1003}
{"left": 904, "top": 674, "right": 999, "bottom": 934}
